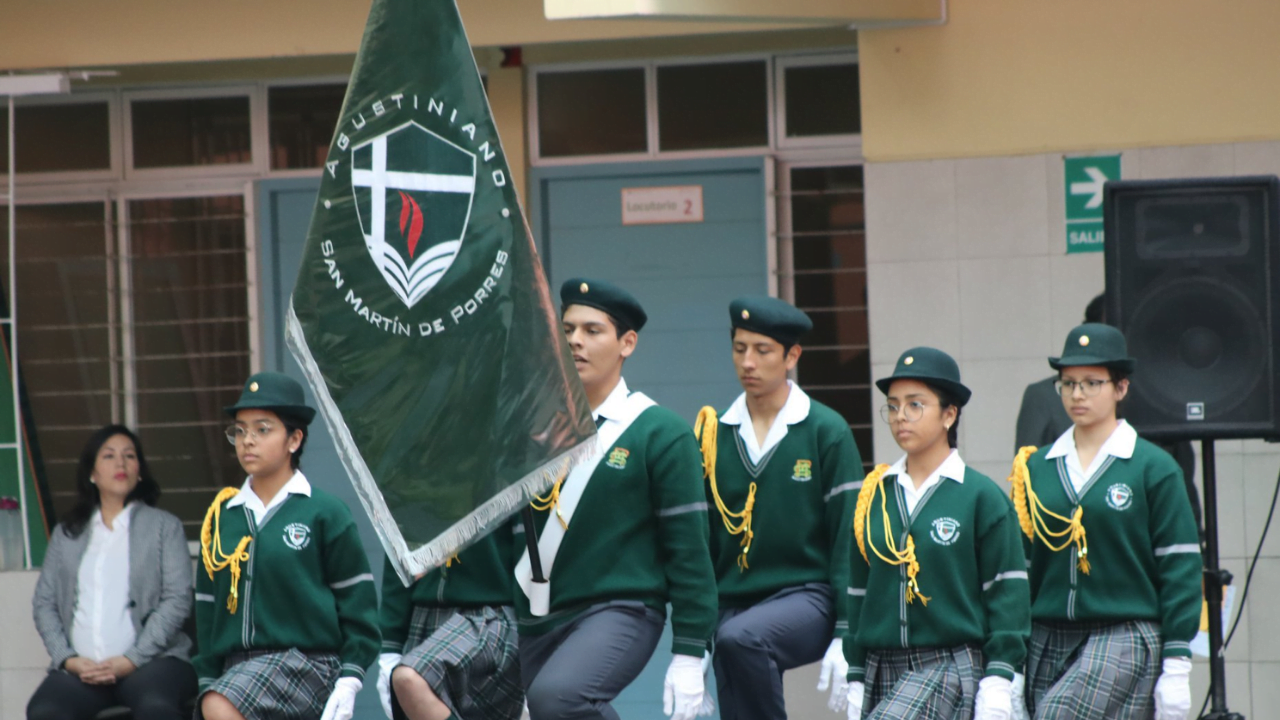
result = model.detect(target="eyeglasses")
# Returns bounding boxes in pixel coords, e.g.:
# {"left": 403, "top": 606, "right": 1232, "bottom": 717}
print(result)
{"left": 1054, "top": 379, "right": 1112, "bottom": 398}
{"left": 879, "top": 401, "right": 935, "bottom": 424}
{"left": 225, "top": 423, "right": 277, "bottom": 446}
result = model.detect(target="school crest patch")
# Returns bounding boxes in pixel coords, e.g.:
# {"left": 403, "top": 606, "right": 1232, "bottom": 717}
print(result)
{"left": 283, "top": 522, "right": 312, "bottom": 550}
{"left": 792, "top": 459, "right": 813, "bottom": 482}
{"left": 606, "top": 447, "right": 630, "bottom": 470}
{"left": 930, "top": 517, "right": 961, "bottom": 546}
{"left": 1106, "top": 483, "right": 1134, "bottom": 511}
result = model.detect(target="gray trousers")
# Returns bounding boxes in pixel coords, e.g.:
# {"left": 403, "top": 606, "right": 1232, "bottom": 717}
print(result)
{"left": 519, "top": 601, "right": 665, "bottom": 720}
{"left": 714, "top": 584, "right": 835, "bottom": 720}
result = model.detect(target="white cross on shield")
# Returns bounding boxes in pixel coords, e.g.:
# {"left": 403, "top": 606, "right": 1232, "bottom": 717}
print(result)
{"left": 351, "top": 121, "right": 477, "bottom": 309}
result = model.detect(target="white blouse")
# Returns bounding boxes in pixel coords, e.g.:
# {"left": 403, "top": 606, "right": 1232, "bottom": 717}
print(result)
{"left": 70, "top": 504, "right": 137, "bottom": 661}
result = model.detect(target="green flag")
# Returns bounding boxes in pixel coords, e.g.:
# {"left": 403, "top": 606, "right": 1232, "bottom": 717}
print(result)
{"left": 286, "top": 0, "right": 594, "bottom": 584}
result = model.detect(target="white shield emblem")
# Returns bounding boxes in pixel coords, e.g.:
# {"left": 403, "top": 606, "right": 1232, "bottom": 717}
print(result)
{"left": 283, "top": 522, "right": 312, "bottom": 550}
{"left": 1106, "top": 483, "right": 1134, "bottom": 511}
{"left": 930, "top": 517, "right": 961, "bottom": 546}
{"left": 351, "top": 121, "right": 477, "bottom": 309}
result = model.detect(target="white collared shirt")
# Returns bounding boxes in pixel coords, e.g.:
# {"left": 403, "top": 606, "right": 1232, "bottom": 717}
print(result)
{"left": 228, "top": 470, "right": 312, "bottom": 527}
{"left": 889, "top": 449, "right": 967, "bottom": 516}
{"left": 70, "top": 504, "right": 137, "bottom": 661}
{"left": 593, "top": 377, "right": 632, "bottom": 427}
{"left": 721, "top": 381, "right": 812, "bottom": 465}
{"left": 1045, "top": 420, "right": 1137, "bottom": 495}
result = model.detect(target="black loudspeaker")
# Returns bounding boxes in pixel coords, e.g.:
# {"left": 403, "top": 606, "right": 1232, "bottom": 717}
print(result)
{"left": 1104, "top": 175, "right": 1280, "bottom": 442}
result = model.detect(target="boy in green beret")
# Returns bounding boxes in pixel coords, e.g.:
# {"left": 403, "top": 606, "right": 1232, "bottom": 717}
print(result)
{"left": 515, "top": 278, "right": 718, "bottom": 720}
{"left": 695, "top": 296, "right": 864, "bottom": 720}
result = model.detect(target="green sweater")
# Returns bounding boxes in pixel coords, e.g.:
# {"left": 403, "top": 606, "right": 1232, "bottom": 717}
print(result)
{"left": 843, "top": 465, "right": 1030, "bottom": 682}
{"left": 706, "top": 400, "right": 863, "bottom": 633}
{"left": 193, "top": 488, "right": 381, "bottom": 689}
{"left": 380, "top": 519, "right": 521, "bottom": 653}
{"left": 1021, "top": 439, "right": 1201, "bottom": 658}
{"left": 515, "top": 405, "right": 718, "bottom": 658}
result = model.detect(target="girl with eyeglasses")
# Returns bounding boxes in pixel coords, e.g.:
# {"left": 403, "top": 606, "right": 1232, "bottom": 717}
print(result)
{"left": 193, "top": 372, "right": 380, "bottom": 720}
{"left": 843, "top": 347, "right": 1030, "bottom": 720}
{"left": 1009, "top": 323, "right": 1200, "bottom": 720}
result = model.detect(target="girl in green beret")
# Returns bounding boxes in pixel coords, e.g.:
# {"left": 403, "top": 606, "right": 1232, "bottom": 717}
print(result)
{"left": 844, "top": 347, "right": 1030, "bottom": 720}
{"left": 1010, "top": 324, "right": 1200, "bottom": 720}
{"left": 194, "top": 372, "right": 380, "bottom": 720}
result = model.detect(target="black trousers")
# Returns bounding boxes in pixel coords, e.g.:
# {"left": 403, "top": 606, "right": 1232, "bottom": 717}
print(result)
{"left": 27, "top": 655, "right": 197, "bottom": 720}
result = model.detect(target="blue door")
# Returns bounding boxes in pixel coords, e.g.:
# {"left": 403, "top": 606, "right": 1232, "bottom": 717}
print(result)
{"left": 531, "top": 156, "right": 770, "bottom": 719}
{"left": 256, "top": 155, "right": 771, "bottom": 720}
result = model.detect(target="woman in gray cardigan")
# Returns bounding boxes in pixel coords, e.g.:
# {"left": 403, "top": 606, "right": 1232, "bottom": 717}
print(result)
{"left": 28, "top": 425, "right": 196, "bottom": 720}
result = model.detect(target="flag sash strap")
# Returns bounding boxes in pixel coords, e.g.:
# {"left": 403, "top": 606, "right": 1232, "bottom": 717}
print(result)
{"left": 515, "top": 392, "right": 656, "bottom": 615}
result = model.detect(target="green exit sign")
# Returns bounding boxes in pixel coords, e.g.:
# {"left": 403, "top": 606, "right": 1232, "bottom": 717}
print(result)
{"left": 1063, "top": 155, "right": 1121, "bottom": 254}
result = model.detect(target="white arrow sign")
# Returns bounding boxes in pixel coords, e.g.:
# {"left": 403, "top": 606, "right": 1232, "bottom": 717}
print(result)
{"left": 1069, "top": 166, "right": 1109, "bottom": 209}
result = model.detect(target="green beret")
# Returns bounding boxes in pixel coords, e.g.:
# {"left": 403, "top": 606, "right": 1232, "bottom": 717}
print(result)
{"left": 560, "top": 278, "right": 647, "bottom": 332}
{"left": 876, "top": 347, "right": 972, "bottom": 406}
{"left": 1049, "top": 323, "right": 1136, "bottom": 374}
{"left": 225, "top": 371, "right": 316, "bottom": 425}
{"left": 729, "top": 296, "right": 812, "bottom": 346}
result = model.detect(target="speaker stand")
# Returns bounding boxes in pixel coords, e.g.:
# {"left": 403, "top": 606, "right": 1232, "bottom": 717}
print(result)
{"left": 1200, "top": 440, "right": 1243, "bottom": 720}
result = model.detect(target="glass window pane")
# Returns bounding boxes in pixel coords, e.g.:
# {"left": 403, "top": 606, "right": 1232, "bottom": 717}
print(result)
{"left": 538, "top": 69, "right": 647, "bottom": 157}
{"left": 806, "top": 387, "right": 871, "bottom": 422}
{"left": 131, "top": 96, "right": 252, "bottom": 168}
{"left": 786, "top": 164, "right": 872, "bottom": 465}
{"left": 793, "top": 233, "right": 866, "bottom": 273}
{"left": 657, "top": 61, "right": 768, "bottom": 151}
{"left": 799, "top": 348, "right": 870, "bottom": 386}
{"left": 269, "top": 84, "right": 347, "bottom": 170}
{"left": 0, "top": 103, "right": 111, "bottom": 173}
{"left": 6, "top": 203, "right": 115, "bottom": 521}
{"left": 128, "top": 196, "right": 250, "bottom": 523}
{"left": 784, "top": 62, "right": 861, "bottom": 138}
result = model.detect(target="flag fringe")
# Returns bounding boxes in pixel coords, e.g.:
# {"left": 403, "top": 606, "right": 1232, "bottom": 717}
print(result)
{"left": 402, "top": 434, "right": 596, "bottom": 579}
{"left": 285, "top": 301, "right": 590, "bottom": 587}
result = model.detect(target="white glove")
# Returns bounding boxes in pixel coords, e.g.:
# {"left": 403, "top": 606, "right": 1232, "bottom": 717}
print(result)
{"left": 321, "top": 677, "right": 362, "bottom": 720}
{"left": 845, "top": 681, "right": 865, "bottom": 720}
{"left": 1010, "top": 673, "right": 1028, "bottom": 720}
{"left": 1154, "top": 657, "right": 1193, "bottom": 720}
{"left": 663, "top": 654, "right": 705, "bottom": 720}
{"left": 817, "top": 639, "right": 850, "bottom": 713}
{"left": 698, "top": 652, "right": 716, "bottom": 716}
{"left": 973, "top": 675, "right": 1013, "bottom": 720}
{"left": 377, "top": 653, "right": 402, "bottom": 720}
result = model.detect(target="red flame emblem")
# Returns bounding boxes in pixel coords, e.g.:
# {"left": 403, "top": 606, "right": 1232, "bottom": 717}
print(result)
{"left": 397, "top": 191, "right": 424, "bottom": 259}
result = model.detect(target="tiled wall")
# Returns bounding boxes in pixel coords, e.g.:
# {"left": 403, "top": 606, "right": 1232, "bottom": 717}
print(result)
{"left": 864, "top": 141, "right": 1280, "bottom": 717}
{"left": 0, "top": 572, "right": 47, "bottom": 720}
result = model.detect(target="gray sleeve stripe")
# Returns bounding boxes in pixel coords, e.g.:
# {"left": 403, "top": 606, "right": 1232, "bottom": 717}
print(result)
{"left": 824, "top": 481, "right": 863, "bottom": 502}
{"left": 1154, "top": 544, "right": 1200, "bottom": 557}
{"left": 195, "top": 593, "right": 216, "bottom": 602}
{"left": 657, "top": 502, "right": 710, "bottom": 517}
{"left": 981, "top": 570, "right": 1029, "bottom": 592}
{"left": 513, "top": 523, "right": 525, "bottom": 534}
{"left": 330, "top": 573, "right": 376, "bottom": 589}
{"left": 847, "top": 587, "right": 867, "bottom": 597}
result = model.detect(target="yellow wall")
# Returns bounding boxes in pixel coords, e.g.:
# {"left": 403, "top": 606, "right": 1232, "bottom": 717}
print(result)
{"left": 858, "top": 0, "right": 1280, "bottom": 162}
{"left": 0, "top": 0, "right": 820, "bottom": 71}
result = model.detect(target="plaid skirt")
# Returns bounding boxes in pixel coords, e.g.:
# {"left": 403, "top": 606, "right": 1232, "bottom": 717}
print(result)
{"left": 196, "top": 648, "right": 340, "bottom": 720}
{"left": 394, "top": 605, "right": 522, "bottom": 720}
{"left": 1026, "top": 620, "right": 1161, "bottom": 720}
{"left": 863, "top": 644, "right": 983, "bottom": 720}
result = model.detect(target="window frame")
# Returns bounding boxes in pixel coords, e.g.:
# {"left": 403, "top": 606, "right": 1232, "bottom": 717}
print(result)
{"left": 122, "top": 85, "right": 262, "bottom": 181}
{"left": 0, "top": 91, "right": 121, "bottom": 186}
{"left": 774, "top": 52, "right": 862, "bottom": 152}
{"left": 263, "top": 76, "right": 351, "bottom": 179}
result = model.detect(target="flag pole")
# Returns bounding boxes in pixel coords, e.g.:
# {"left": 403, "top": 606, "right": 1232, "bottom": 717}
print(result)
{"left": 522, "top": 506, "right": 547, "bottom": 584}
